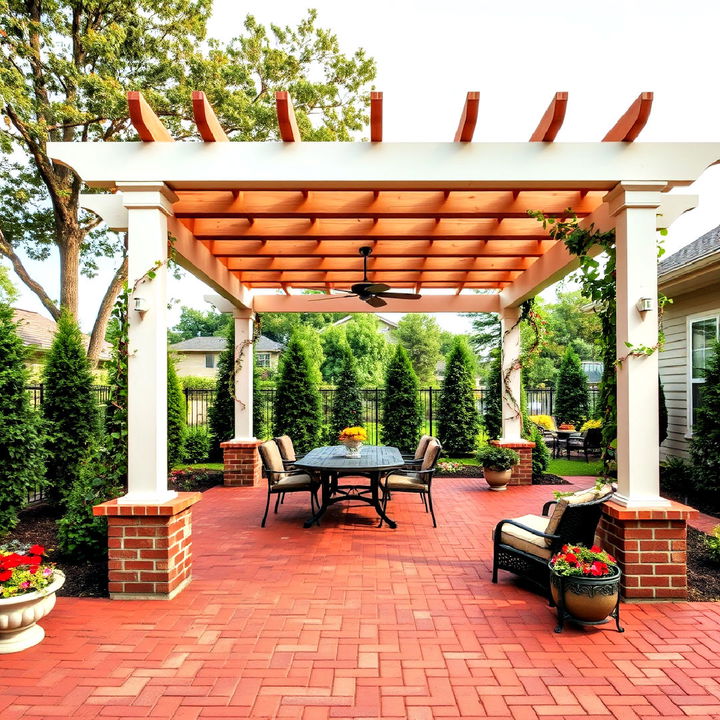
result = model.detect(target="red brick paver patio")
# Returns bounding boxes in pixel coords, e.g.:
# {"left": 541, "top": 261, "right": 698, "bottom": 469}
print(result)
{"left": 2, "top": 480, "right": 720, "bottom": 719}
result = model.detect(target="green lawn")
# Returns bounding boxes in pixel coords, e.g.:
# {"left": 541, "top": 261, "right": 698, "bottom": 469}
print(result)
{"left": 172, "top": 462, "right": 224, "bottom": 471}
{"left": 547, "top": 457, "right": 602, "bottom": 477}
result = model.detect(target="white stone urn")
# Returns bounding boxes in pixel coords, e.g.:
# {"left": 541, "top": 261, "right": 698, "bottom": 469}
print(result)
{"left": 0, "top": 571, "right": 65, "bottom": 653}
{"left": 482, "top": 468, "right": 512, "bottom": 491}
{"left": 342, "top": 441, "right": 362, "bottom": 458}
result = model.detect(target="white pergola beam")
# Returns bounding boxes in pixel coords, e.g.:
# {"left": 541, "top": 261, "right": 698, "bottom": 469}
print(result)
{"left": 49, "top": 142, "right": 720, "bottom": 190}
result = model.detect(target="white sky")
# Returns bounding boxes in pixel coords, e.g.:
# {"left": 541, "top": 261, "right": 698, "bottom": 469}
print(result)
{"left": 7, "top": 0, "right": 720, "bottom": 335}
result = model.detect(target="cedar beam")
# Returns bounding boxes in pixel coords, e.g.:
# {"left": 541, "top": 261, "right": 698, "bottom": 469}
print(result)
{"left": 276, "top": 91, "right": 301, "bottom": 142}
{"left": 529, "top": 92, "right": 568, "bottom": 142}
{"left": 370, "top": 91, "right": 383, "bottom": 142}
{"left": 454, "top": 92, "right": 480, "bottom": 142}
{"left": 603, "top": 92, "right": 653, "bottom": 142}
{"left": 127, "top": 91, "right": 174, "bottom": 142}
{"left": 192, "top": 91, "right": 229, "bottom": 142}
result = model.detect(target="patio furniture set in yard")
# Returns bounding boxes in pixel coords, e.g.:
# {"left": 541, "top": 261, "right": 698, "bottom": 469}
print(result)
{"left": 258, "top": 435, "right": 442, "bottom": 530}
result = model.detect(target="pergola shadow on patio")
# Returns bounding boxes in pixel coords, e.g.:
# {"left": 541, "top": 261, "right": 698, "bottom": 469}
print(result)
{"left": 4, "top": 481, "right": 720, "bottom": 719}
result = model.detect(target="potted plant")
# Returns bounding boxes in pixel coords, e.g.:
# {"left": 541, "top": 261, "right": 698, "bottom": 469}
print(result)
{"left": 475, "top": 445, "right": 520, "bottom": 491}
{"left": 0, "top": 542, "right": 65, "bottom": 653}
{"left": 338, "top": 426, "right": 367, "bottom": 458}
{"left": 548, "top": 544, "right": 623, "bottom": 633}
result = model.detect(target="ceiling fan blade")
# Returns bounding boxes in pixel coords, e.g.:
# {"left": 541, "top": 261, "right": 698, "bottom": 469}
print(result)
{"left": 365, "top": 295, "right": 387, "bottom": 308}
{"left": 351, "top": 281, "right": 390, "bottom": 295}
{"left": 374, "top": 291, "right": 422, "bottom": 300}
{"left": 309, "top": 293, "right": 357, "bottom": 301}
{"left": 365, "top": 283, "right": 390, "bottom": 294}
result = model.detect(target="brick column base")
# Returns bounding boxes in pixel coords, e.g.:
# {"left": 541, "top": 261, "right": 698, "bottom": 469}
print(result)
{"left": 93, "top": 493, "right": 201, "bottom": 600}
{"left": 221, "top": 439, "right": 262, "bottom": 487}
{"left": 490, "top": 440, "right": 535, "bottom": 485}
{"left": 597, "top": 500, "right": 697, "bottom": 600}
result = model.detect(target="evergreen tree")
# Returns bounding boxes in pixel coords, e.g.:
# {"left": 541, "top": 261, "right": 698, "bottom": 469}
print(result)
{"left": 41, "top": 310, "right": 98, "bottom": 509}
{"left": 483, "top": 349, "right": 503, "bottom": 439}
{"left": 329, "top": 344, "right": 364, "bottom": 441}
{"left": 381, "top": 344, "right": 422, "bottom": 453}
{"left": 393, "top": 313, "right": 442, "bottom": 387}
{"left": 167, "top": 356, "right": 186, "bottom": 470}
{"left": 690, "top": 340, "right": 720, "bottom": 492}
{"left": 437, "top": 337, "right": 480, "bottom": 455}
{"left": 553, "top": 347, "right": 589, "bottom": 426}
{"left": 253, "top": 355, "right": 267, "bottom": 441}
{"left": 0, "top": 304, "right": 46, "bottom": 533}
{"left": 208, "top": 324, "right": 235, "bottom": 460}
{"left": 273, "top": 334, "right": 324, "bottom": 454}
{"left": 520, "top": 383, "right": 549, "bottom": 479}
{"left": 659, "top": 379, "right": 668, "bottom": 446}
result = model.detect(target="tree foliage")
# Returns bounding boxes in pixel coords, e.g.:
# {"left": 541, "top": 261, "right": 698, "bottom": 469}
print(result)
{"left": 168, "top": 307, "right": 231, "bottom": 344}
{"left": 320, "top": 325, "right": 349, "bottom": 384}
{"left": 329, "top": 343, "right": 364, "bottom": 442}
{"left": 208, "top": 324, "right": 235, "bottom": 459}
{"left": 0, "top": 303, "right": 46, "bottom": 534}
{"left": 553, "top": 347, "right": 589, "bottom": 426}
{"left": 483, "top": 350, "right": 503, "bottom": 440}
{"left": 167, "top": 355, "right": 186, "bottom": 470}
{"left": 381, "top": 344, "right": 422, "bottom": 453}
{"left": 259, "top": 310, "right": 345, "bottom": 345}
{"left": 690, "top": 340, "right": 720, "bottom": 492}
{"left": 273, "top": 333, "right": 323, "bottom": 454}
{"left": 437, "top": 337, "right": 480, "bottom": 455}
{"left": 344, "top": 314, "right": 389, "bottom": 387}
{"left": 393, "top": 313, "right": 442, "bottom": 387}
{"left": 252, "top": 355, "right": 267, "bottom": 441}
{"left": 464, "top": 311, "right": 501, "bottom": 360}
{"left": 659, "top": 379, "right": 668, "bottom": 446}
{"left": 41, "top": 310, "right": 98, "bottom": 510}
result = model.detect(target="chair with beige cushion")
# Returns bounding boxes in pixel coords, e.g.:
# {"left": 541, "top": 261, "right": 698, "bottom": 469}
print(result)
{"left": 380, "top": 438, "right": 442, "bottom": 527}
{"left": 492, "top": 484, "right": 613, "bottom": 595}
{"left": 258, "top": 440, "right": 319, "bottom": 527}
{"left": 274, "top": 435, "right": 301, "bottom": 468}
{"left": 401, "top": 434, "right": 432, "bottom": 469}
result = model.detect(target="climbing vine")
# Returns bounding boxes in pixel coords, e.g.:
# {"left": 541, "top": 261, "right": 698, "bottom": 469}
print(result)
{"left": 229, "top": 312, "right": 262, "bottom": 409}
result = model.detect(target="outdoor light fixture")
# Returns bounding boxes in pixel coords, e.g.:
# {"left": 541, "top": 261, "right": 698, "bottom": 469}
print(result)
{"left": 134, "top": 297, "right": 149, "bottom": 313}
{"left": 636, "top": 297, "right": 654, "bottom": 313}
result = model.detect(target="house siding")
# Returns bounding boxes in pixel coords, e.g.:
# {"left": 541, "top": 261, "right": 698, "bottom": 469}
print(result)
{"left": 658, "top": 286, "right": 720, "bottom": 460}
{"left": 174, "top": 352, "right": 220, "bottom": 378}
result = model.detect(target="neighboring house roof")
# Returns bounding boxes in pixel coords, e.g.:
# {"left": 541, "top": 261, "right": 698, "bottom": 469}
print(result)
{"left": 658, "top": 224, "right": 720, "bottom": 277}
{"left": 331, "top": 314, "right": 399, "bottom": 330}
{"left": 169, "top": 335, "right": 283, "bottom": 353}
{"left": 13, "top": 308, "right": 112, "bottom": 361}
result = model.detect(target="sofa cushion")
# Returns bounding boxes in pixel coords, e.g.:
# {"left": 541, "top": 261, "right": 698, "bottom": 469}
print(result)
{"left": 543, "top": 484, "right": 613, "bottom": 545}
{"left": 497, "top": 514, "right": 552, "bottom": 560}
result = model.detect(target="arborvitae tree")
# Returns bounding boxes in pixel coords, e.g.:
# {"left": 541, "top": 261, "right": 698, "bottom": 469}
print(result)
{"left": 553, "top": 347, "right": 589, "bottom": 426}
{"left": 520, "top": 383, "right": 550, "bottom": 479}
{"left": 690, "top": 340, "right": 720, "bottom": 492}
{"left": 381, "top": 344, "right": 422, "bottom": 453}
{"left": 437, "top": 337, "right": 480, "bottom": 455}
{"left": 329, "top": 343, "right": 364, "bottom": 441}
{"left": 0, "top": 304, "right": 46, "bottom": 533}
{"left": 208, "top": 325, "right": 235, "bottom": 460}
{"left": 252, "top": 355, "right": 267, "bottom": 441}
{"left": 167, "top": 356, "right": 186, "bottom": 470}
{"left": 659, "top": 379, "right": 668, "bottom": 446}
{"left": 273, "top": 334, "right": 323, "bottom": 454}
{"left": 483, "top": 349, "right": 503, "bottom": 439}
{"left": 42, "top": 310, "right": 98, "bottom": 509}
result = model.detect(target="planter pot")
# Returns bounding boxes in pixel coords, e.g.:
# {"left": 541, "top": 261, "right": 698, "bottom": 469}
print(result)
{"left": 482, "top": 467, "right": 512, "bottom": 491}
{"left": 0, "top": 571, "right": 65, "bottom": 653}
{"left": 549, "top": 565, "right": 623, "bottom": 633}
{"left": 342, "top": 441, "right": 362, "bottom": 458}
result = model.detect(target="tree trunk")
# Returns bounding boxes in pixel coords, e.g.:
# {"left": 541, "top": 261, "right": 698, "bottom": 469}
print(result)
{"left": 87, "top": 255, "right": 128, "bottom": 367}
{"left": 58, "top": 233, "right": 81, "bottom": 318}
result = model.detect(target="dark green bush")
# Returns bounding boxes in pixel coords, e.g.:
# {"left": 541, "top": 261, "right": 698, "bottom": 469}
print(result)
{"left": 329, "top": 343, "right": 363, "bottom": 443}
{"left": 167, "top": 356, "right": 186, "bottom": 470}
{"left": 0, "top": 303, "right": 46, "bottom": 534}
{"left": 208, "top": 324, "right": 235, "bottom": 460}
{"left": 183, "top": 426, "right": 211, "bottom": 464}
{"left": 437, "top": 337, "right": 481, "bottom": 455}
{"left": 690, "top": 340, "right": 720, "bottom": 493}
{"left": 553, "top": 347, "right": 589, "bottom": 426}
{"left": 660, "top": 455, "right": 691, "bottom": 494}
{"left": 381, "top": 344, "right": 422, "bottom": 453}
{"left": 659, "top": 379, "right": 668, "bottom": 446}
{"left": 475, "top": 444, "right": 519, "bottom": 471}
{"left": 253, "top": 356, "right": 267, "bottom": 440}
{"left": 42, "top": 310, "right": 98, "bottom": 510}
{"left": 527, "top": 422, "right": 550, "bottom": 479}
{"left": 483, "top": 349, "right": 502, "bottom": 439}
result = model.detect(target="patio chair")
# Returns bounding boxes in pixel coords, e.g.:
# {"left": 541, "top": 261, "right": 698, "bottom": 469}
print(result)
{"left": 533, "top": 422, "right": 558, "bottom": 457}
{"left": 567, "top": 427, "right": 603, "bottom": 462}
{"left": 274, "top": 435, "right": 301, "bottom": 468}
{"left": 380, "top": 438, "right": 443, "bottom": 527}
{"left": 491, "top": 484, "right": 613, "bottom": 596}
{"left": 401, "top": 434, "right": 432, "bottom": 469}
{"left": 258, "top": 440, "right": 319, "bottom": 527}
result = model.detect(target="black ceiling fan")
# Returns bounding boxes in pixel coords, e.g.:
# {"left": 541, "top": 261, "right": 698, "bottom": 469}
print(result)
{"left": 313, "top": 246, "right": 422, "bottom": 307}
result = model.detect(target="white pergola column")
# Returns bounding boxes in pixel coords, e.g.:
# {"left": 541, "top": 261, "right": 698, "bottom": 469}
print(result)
{"left": 119, "top": 182, "right": 178, "bottom": 504}
{"left": 500, "top": 306, "right": 523, "bottom": 441}
{"left": 233, "top": 309, "right": 256, "bottom": 441}
{"left": 606, "top": 182, "right": 669, "bottom": 507}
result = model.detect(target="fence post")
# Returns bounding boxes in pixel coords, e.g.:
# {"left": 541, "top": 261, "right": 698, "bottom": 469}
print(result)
{"left": 428, "top": 388, "right": 433, "bottom": 437}
{"left": 39, "top": 383, "right": 44, "bottom": 406}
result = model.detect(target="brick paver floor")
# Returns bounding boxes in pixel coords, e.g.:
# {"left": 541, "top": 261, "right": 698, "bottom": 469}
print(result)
{"left": 2, "top": 480, "right": 720, "bottom": 719}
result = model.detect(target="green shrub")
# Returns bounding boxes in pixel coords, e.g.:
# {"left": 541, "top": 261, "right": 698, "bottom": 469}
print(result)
{"left": 553, "top": 347, "right": 589, "bottom": 427}
{"left": 178, "top": 375, "right": 216, "bottom": 390}
{"left": 42, "top": 310, "right": 98, "bottom": 510}
{"left": 475, "top": 444, "right": 520, "bottom": 471}
{"left": 167, "top": 356, "right": 186, "bottom": 470}
{"left": 690, "top": 340, "right": 720, "bottom": 493}
{"left": 437, "top": 337, "right": 481, "bottom": 455}
{"left": 706, "top": 525, "right": 720, "bottom": 564}
{"left": 381, "top": 344, "right": 422, "bottom": 454}
{"left": 527, "top": 422, "right": 550, "bottom": 478}
{"left": 660, "top": 456, "right": 691, "bottom": 494}
{"left": 183, "top": 426, "right": 211, "bottom": 464}
{"left": 659, "top": 379, "right": 668, "bottom": 446}
{"left": 483, "top": 349, "right": 502, "bottom": 439}
{"left": 208, "top": 324, "right": 235, "bottom": 460}
{"left": 252, "top": 357, "right": 267, "bottom": 440}
{"left": 329, "top": 343, "right": 363, "bottom": 443}
{"left": 0, "top": 303, "right": 46, "bottom": 534}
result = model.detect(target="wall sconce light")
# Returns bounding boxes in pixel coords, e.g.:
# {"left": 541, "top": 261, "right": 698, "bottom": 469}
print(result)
{"left": 636, "top": 297, "right": 654, "bottom": 313}
{"left": 134, "top": 297, "right": 149, "bottom": 313}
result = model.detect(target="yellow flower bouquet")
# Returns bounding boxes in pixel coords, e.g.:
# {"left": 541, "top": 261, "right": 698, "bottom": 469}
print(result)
{"left": 338, "top": 426, "right": 367, "bottom": 457}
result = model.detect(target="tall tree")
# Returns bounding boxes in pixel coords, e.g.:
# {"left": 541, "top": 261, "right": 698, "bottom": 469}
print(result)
{"left": 320, "top": 325, "right": 349, "bottom": 384}
{"left": 292, "top": 324, "right": 324, "bottom": 386}
{"left": 344, "top": 314, "right": 389, "bottom": 387}
{"left": 273, "top": 333, "right": 323, "bottom": 454}
{"left": 393, "top": 313, "right": 442, "bottom": 387}
{"left": 208, "top": 324, "right": 235, "bottom": 460}
{"left": 553, "top": 347, "right": 590, "bottom": 426}
{"left": 168, "top": 307, "right": 231, "bottom": 344}
{"left": 0, "top": 6, "right": 375, "bottom": 363}
{"left": 464, "top": 311, "right": 501, "bottom": 359}
{"left": 483, "top": 349, "right": 503, "bottom": 440}
{"left": 329, "top": 344, "right": 364, "bottom": 441}
{"left": 167, "top": 355, "right": 186, "bottom": 470}
{"left": 690, "top": 340, "right": 720, "bottom": 493}
{"left": 381, "top": 344, "right": 422, "bottom": 453}
{"left": 437, "top": 337, "right": 480, "bottom": 455}
{"left": 41, "top": 310, "right": 98, "bottom": 509}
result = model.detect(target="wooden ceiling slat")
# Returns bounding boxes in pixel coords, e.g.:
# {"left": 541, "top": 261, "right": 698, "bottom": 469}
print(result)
{"left": 231, "top": 270, "right": 521, "bottom": 280}
{"left": 454, "top": 92, "right": 480, "bottom": 142}
{"left": 370, "top": 92, "right": 383, "bottom": 142}
{"left": 529, "top": 92, "right": 568, "bottom": 142}
{"left": 276, "top": 91, "right": 301, "bottom": 142}
{"left": 603, "top": 92, "right": 653, "bottom": 142}
{"left": 192, "top": 91, "right": 229, "bottom": 142}
{"left": 127, "top": 91, "right": 174, "bottom": 142}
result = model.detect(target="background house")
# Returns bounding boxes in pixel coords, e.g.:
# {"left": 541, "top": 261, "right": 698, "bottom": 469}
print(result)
{"left": 658, "top": 225, "right": 720, "bottom": 459}
{"left": 330, "top": 314, "right": 399, "bottom": 337}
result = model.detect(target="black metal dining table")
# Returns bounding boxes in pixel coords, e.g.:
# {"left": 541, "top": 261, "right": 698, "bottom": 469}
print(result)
{"left": 293, "top": 445, "right": 404, "bottom": 528}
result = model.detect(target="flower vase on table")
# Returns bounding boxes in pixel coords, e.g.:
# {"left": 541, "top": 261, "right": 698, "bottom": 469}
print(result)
{"left": 338, "top": 426, "right": 368, "bottom": 458}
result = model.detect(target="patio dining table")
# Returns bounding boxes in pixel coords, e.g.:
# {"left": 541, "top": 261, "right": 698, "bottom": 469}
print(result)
{"left": 294, "top": 445, "right": 404, "bottom": 529}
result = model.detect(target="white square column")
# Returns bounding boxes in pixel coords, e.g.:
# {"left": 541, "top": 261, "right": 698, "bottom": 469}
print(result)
{"left": 119, "top": 182, "right": 178, "bottom": 504}
{"left": 500, "top": 306, "right": 523, "bottom": 441}
{"left": 233, "top": 309, "right": 256, "bottom": 441}
{"left": 606, "top": 182, "right": 669, "bottom": 507}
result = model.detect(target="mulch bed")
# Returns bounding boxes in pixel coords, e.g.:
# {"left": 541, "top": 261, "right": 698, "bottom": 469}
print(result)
{"left": 687, "top": 526, "right": 720, "bottom": 601}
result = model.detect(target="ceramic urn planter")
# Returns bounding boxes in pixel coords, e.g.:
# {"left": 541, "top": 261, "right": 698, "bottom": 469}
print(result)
{"left": 482, "top": 468, "right": 512, "bottom": 491}
{"left": 0, "top": 570, "right": 65, "bottom": 653}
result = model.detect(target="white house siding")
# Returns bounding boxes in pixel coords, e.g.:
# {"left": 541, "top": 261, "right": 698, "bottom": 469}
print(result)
{"left": 658, "top": 286, "right": 720, "bottom": 460}
{"left": 173, "top": 351, "right": 220, "bottom": 378}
